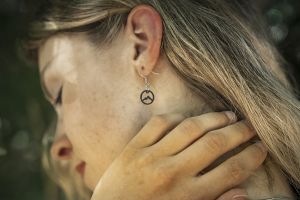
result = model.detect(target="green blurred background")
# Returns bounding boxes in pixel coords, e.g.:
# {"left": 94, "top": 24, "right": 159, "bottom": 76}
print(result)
{"left": 0, "top": 0, "right": 299, "bottom": 200}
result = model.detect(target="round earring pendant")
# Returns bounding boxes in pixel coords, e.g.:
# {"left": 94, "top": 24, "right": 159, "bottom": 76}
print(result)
{"left": 140, "top": 90, "right": 155, "bottom": 105}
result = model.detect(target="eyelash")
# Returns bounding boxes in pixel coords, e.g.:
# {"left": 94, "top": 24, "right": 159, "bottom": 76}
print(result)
{"left": 55, "top": 87, "right": 63, "bottom": 105}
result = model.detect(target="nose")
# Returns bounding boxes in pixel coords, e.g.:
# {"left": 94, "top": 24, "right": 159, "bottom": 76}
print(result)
{"left": 50, "top": 134, "right": 73, "bottom": 161}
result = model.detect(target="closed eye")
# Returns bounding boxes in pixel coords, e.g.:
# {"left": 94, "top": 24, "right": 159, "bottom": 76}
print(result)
{"left": 55, "top": 86, "right": 63, "bottom": 105}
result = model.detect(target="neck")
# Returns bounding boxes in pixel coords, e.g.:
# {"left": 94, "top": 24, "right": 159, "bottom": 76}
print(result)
{"left": 181, "top": 104, "right": 295, "bottom": 199}
{"left": 151, "top": 66, "right": 296, "bottom": 198}
{"left": 240, "top": 158, "right": 295, "bottom": 199}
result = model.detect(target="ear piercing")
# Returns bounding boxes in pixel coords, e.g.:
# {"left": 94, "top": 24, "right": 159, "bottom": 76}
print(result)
{"left": 139, "top": 70, "right": 159, "bottom": 105}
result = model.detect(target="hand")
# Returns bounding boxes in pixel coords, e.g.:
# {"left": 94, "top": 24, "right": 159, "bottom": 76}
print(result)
{"left": 91, "top": 111, "right": 267, "bottom": 200}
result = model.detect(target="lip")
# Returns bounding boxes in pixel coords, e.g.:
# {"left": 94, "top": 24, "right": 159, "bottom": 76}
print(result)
{"left": 75, "top": 161, "right": 86, "bottom": 177}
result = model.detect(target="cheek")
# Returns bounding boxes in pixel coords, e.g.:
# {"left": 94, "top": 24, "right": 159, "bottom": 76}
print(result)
{"left": 61, "top": 49, "right": 152, "bottom": 188}
{"left": 62, "top": 70, "right": 149, "bottom": 182}
{"left": 62, "top": 81, "right": 141, "bottom": 189}
{"left": 73, "top": 61, "right": 147, "bottom": 148}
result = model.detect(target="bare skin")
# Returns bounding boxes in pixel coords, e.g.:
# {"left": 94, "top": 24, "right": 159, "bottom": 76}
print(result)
{"left": 39, "top": 4, "right": 296, "bottom": 200}
{"left": 91, "top": 111, "right": 268, "bottom": 200}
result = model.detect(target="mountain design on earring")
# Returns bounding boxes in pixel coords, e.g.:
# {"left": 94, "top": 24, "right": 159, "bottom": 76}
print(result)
{"left": 140, "top": 90, "right": 155, "bottom": 105}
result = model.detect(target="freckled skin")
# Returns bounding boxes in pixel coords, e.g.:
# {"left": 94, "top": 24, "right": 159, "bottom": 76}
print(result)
{"left": 38, "top": 32, "right": 294, "bottom": 198}
{"left": 38, "top": 33, "right": 207, "bottom": 190}
{"left": 39, "top": 16, "right": 296, "bottom": 197}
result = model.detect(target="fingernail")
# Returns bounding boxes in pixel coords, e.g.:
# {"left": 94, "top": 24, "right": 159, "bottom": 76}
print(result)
{"left": 255, "top": 141, "right": 267, "bottom": 153}
{"left": 232, "top": 194, "right": 249, "bottom": 200}
{"left": 223, "top": 111, "right": 237, "bottom": 123}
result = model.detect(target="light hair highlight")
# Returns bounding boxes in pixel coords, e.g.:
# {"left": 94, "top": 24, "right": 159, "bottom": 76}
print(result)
{"left": 24, "top": 0, "right": 300, "bottom": 198}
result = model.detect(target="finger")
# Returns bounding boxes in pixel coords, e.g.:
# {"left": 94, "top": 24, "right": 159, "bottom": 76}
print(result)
{"left": 128, "top": 113, "right": 186, "bottom": 148}
{"left": 192, "top": 142, "right": 267, "bottom": 200}
{"left": 152, "top": 111, "right": 237, "bottom": 156}
{"left": 174, "top": 120, "right": 256, "bottom": 175}
{"left": 216, "top": 188, "right": 248, "bottom": 200}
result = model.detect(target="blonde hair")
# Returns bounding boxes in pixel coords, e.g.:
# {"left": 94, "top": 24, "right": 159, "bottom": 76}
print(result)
{"left": 24, "top": 0, "right": 300, "bottom": 198}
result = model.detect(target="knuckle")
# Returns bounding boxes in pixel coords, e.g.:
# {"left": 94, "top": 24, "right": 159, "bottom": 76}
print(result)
{"left": 252, "top": 143, "right": 267, "bottom": 163}
{"left": 204, "top": 132, "right": 226, "bottom": 153}
{"left": 227, "top": 159, "right": 245, "bottom": 183}
{"left": 152, "top": 162, "right": 175, "bottom": 188}
{"left": 151, "top": 115, "right": 170, "bottom": 126}
{"left": 178, "top": 118, "right": 199, "bottom": 134}
{"left": 120, "top": 147, "right": 137, "bottom": 164}
{"left": 134, "top": 150, "right": 156, "bottom": 167}
{"left": 237, "top": 121, "right": 255, "bottom": 139}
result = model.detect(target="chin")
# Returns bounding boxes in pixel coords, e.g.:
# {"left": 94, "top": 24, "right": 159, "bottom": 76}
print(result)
{"left": 87, "top": 182, "right": 95, "bottom": 192}
{"left": 84, "top": 171, "right": 98, "bottom": 191}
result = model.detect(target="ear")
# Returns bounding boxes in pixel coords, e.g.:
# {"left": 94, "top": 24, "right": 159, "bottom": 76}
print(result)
{"left": 125, "top": 4, "right": 163, "bottom": 77}
{"left": 50, "top": 134, "right": 73, "bottom": 161}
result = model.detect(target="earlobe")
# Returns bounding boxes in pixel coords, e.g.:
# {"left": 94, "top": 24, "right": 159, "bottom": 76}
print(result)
{"left": 126, "top": 4, "right": 163, "bottom": 77}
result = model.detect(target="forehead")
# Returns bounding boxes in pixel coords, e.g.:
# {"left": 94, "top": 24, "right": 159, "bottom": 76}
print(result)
{"left": 38, "top": 34, "right": 77, "bottom": 72}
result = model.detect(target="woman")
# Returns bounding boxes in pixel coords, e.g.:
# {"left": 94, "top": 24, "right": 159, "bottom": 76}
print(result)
{"left": 24, "top": 0, "right": 300, "bottom": 199}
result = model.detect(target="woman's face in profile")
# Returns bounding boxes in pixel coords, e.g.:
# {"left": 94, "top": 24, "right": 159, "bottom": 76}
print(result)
{"left": 37, "top": 7, "right": 208, "bottom": 190}
{"left": 38, "top": 33, "right": 153, "bottom": 190}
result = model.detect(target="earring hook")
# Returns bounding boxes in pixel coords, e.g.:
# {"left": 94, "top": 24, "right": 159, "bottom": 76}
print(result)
{"left": 139, "top": 70, "right": 160, "bottom": 78}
